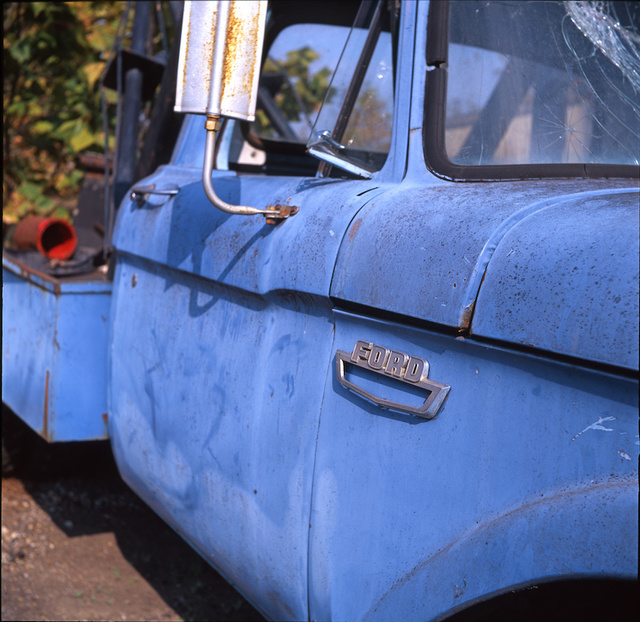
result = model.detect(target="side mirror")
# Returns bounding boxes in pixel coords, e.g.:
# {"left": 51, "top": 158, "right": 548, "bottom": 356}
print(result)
{"left": 175, "top": 1, "right": 265, "bottom": 122}
{"left": 174, "top": 1, "right": 297, "bottom": 222}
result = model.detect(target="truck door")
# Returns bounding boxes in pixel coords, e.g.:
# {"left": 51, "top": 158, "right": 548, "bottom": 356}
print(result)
{"left": 107, "top": 2, "right": 398, "bottom": 619}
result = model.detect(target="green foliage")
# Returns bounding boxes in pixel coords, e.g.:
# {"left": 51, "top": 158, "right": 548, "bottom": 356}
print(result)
{"left": 3, "top": 2, "right": 121, "bottom": 223}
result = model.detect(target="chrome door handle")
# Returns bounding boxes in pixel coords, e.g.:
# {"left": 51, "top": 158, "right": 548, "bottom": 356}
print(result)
{"left": 130, "top": 184, "right": 180, "bottom": 205}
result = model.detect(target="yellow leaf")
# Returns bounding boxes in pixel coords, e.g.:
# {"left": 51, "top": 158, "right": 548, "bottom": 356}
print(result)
{"left": 70, "top": 126, "right": 96, "bottom": 152}
{"left": 82, "top": 61, "right": 105, "bottom": 90}
{"left": 32, "top": 120, "right": 54, "bottom": 134}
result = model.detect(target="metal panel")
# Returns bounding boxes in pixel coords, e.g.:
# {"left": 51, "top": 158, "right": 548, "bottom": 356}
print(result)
{"left": 470, "top": 189, "right": 640, "bottom": 371}
{"left": 330, "top": 180, "right": 638, "bottom": 368}
{"left": 108, "top": 150, "right": 388, "bottom": 620}
{"left": 175, "top": 1, "right": 267, "bottom": 120}
{"left": 2, "top": 255, "right": 111, "bottom": 441}
{"left": 109, "top": 256, "right": 331, "bottom": 619}
{"left": 112, "top": 158, "right": 388, "bottom": 297}
{"left": 364, "top": 480, "right": 637, "bottom": 620}
{"left": 308, "top": 310, "right": 638, "bottom": 621}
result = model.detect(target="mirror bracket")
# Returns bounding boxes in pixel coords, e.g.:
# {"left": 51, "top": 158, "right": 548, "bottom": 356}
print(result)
{"left": 175, "top": 1, "right": 298, "bottom": 223}
{"left": 203, "top": 116, "right": 298, "bottom": 223}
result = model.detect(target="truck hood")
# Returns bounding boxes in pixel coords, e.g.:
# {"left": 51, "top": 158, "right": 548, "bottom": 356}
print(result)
{"left": 331, "top": 179, "right": 639, "bottom": 371}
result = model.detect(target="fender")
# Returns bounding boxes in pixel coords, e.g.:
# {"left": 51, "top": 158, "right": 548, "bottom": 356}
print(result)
{"left": 364, "top": 478, "right": 638, "bottom": 621}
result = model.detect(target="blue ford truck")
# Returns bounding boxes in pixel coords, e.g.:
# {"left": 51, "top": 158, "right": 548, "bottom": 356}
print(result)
{"left": 3, "top": 1, "right": 638, "bottom": 619}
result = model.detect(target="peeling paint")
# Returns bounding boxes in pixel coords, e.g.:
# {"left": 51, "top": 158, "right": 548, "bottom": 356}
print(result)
{"left": 571, "top": 416, "right": 616, "bottom": 442}
{"left": 453, "top": 577, "right": 466, "bottom": 599}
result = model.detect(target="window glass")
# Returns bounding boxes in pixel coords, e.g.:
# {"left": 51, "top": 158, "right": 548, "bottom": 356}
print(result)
{"left": 306, "top": 1, "right": 394, "bottom": 178}
{"left": 445, "top": 1, "right": 640, "bottom": 167}
{"left": 251, "top": 23, "right": 350, "bottom": 144}
{"left": 339, "top": 35, "right": 393, "bottom": 156}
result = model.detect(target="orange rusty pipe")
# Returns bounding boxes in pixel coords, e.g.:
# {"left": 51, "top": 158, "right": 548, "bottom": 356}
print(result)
{"left": 13, "top": 215, "right": 78, "bottom": 260}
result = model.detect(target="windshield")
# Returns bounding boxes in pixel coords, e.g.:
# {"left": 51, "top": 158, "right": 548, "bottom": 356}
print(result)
{"left": 426, "top": 1, "right": 640, "bottom": 178}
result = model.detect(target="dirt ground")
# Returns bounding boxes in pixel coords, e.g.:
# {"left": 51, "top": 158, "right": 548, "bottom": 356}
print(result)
{"left": 2, "top": 408, "right": 266, "bottom": 622}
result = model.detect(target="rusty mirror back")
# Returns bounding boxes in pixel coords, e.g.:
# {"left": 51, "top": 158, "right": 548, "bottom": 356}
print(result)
{"left": 173, "top": 1, "right": 296, "bottom": 221}
{"left": 175, "top": 0, "right": 267, "bottom": 121}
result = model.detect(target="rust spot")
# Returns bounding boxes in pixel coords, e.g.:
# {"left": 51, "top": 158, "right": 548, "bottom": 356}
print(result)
{"left": 8, "top": 255, "right": 62, "bottom": 295}
{"left": 102, "top": 413, "right": 109, "bottom": 436}
{"left": 265, "top": 204, "right": 299, "bottom": 225}
{"left": 349, "top": 219, "right": 363, "bottom": 241}
{"left": 43, "top": 370, "right": 50, "bottom": 440}
{"left": 131, "top": 274, "right": 137, "bottom": 288}
{"left": 459, "top": 301, "right": 475, "bottom": 330}
{"left": 182, "top": 14, "right": 191, "bottom": 93}
{"left": 202, "top": 11, "right": 215, "bottom": 88}
{"left": 221, "top": 3, "right": 261, "bottom": 105}
{"left": 223, "top": 5, "right": 241, "bottom": 101}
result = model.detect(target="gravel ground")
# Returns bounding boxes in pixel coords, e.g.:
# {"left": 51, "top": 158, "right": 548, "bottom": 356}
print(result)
{"left": 2, "top": 407, "right": 266, "bottom": 622}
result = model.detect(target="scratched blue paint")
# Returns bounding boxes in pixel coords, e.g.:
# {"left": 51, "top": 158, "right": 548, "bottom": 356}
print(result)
{"left": 113, "top": 159, "right": 388, "bottom": 298}
{"left": 307, "top": 310, "right": 638, "bottom": 621}
{"left": 471, "top": 190, "right": 640, "bottom": 370}
{"left": 3, "top": 0, "right": 638, "bottom": 620}
{"left": 109, "top": 128, "right": 394, "bottom": 619}
{"left": 109, "top": 136, "right": 396, "bottom": 619}
{"left": 364, "top": 481, "right": 637, "bottom": 621}
{"left": 2, "top": 255, "right": 111, "bottom": 441}
{"left": 331, "top": 181, "right": 638, "bottom": 342}
{"left": 109, "top": 254, "right": 334, "bottom": 621}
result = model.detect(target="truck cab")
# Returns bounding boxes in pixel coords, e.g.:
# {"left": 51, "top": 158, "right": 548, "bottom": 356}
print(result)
{"left": 3, "top": 1, "right": 638, "bottom": 620}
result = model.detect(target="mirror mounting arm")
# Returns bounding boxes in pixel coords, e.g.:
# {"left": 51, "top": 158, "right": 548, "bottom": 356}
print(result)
{"left": 175, "top": 2, "right": 297, "bottom": 223}
{"left": 203, "top": 116, "right": 298, "bottom": 224}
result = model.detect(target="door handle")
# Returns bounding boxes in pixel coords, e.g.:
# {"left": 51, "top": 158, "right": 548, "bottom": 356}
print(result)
{"left": 130, "top": 184, "right": 180, "bottom": 206}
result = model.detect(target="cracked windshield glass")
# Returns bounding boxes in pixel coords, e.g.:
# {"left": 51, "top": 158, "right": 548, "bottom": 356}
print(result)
{"left": 445, "top": 1, "right": 640, "bottom": 167}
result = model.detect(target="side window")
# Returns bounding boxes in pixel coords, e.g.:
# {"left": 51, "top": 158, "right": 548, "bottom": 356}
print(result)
{"left": 220, "top": 1, "right": 396, "bottom": 178}
{"left": 221, "top": 21, "right": 351, "bottom": 175}
{"left": 307, "top": 0, "right": 395, "bottom": 178}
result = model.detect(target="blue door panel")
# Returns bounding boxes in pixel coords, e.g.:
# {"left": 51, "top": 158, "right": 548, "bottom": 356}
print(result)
{"left": 114, "top": 164, "right": 387, "bottom": 297}
{"left": 109, "top": 163, "right": 389, "bottom": 619}
{"left": 109, "top": 253, "right": 334, "bottom": 620}
{"left": 309, "top": 310, "right": 638, "bottom": 621}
